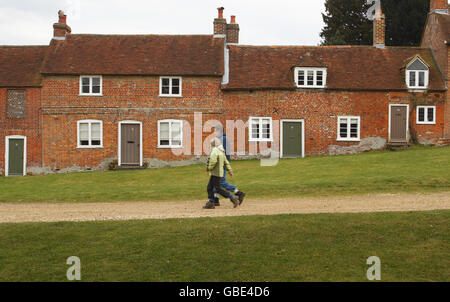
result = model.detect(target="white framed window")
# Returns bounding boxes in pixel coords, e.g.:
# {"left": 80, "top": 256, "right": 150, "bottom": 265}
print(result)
{"left": 158, "top": 120, "right": 183, "bottom": 148}
{"left": 406, "top": 58, "right": 429, "bottom": 89}
{"left": 249, "top": 117, "right": 273, "bottom": 142}
{"left": 416, "top": 106, "right": 436, "bottom": 124}
{"left": 159, "top": 77, "right": 182, "bottom": 97}
{"left": 79, "top": 76, "right": 103, "bottom": 96}
{"left": 337, "top": 116, "right": 360, "bottom": 141}
{"left": 295, "top": 67, "right": 327, "bottom": 88}
{"left": 77, "top": 120, "right": 103, "bottom": 148}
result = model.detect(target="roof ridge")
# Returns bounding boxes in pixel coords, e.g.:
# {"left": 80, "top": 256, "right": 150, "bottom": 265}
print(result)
{"left": 229, "top": 44, "right": 429, "bottom": 50}
{"left": 0, "top": 45, "right": 48, "bottom": 48}
{"left": 69, "top": 33, "right": 214, "bottom": 37}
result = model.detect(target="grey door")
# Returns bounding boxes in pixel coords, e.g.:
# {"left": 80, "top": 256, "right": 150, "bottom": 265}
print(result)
{"left": 121, "top": 124, "right": 140, "bottom": 165}
{"left": 8, "top": 139, "right": 24, "bottom": 176}
{"left": 390, "top": 106, "right": 408, "bottom": 142}
{"left": 282, "top": 122, "right": 303, "bottom": 158}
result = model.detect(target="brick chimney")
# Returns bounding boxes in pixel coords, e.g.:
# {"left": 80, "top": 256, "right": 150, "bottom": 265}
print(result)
{"left": 373, "top": 6, "right": 385, "bottom": 48}
{"left": 53, "top": 10, "right": 71, "bottom": 40}
{"left": 226, "top": 15, "right": 240, "bottom": 44}
{"left": 214, "top": 7, "right": 227, "bottom": 36}
{"left": 430, "top": 0, "right": 449, "bottom": 14}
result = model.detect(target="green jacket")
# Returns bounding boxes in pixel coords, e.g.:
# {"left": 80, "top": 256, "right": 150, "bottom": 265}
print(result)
{"left": 207, "top": 145, "right": 233, "bottom": 177}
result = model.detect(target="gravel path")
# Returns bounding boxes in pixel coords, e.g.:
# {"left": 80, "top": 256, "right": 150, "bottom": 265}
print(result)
{"left": 0, "top": 192, "right": 449, "bottom": 223}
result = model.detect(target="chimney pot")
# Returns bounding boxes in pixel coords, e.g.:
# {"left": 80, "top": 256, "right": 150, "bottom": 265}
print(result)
{"left": 58, "top": 10, "right": 66, "bottom": 24}
{"left": 218, "top": 7, "right": 224, "bottom": 19}
{"left": 230, "top": 15, "right": 236, "bottom": 24}
{"left": 430, "top": 0, "right": 449, "bottom": 14}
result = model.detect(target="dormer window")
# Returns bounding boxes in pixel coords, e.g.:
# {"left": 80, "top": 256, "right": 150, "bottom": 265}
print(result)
{"left": 295, "top": 67, "right": 327, "bottom": 88}
{"left": 406, "top": 58, "right": 429, "bottom": 89}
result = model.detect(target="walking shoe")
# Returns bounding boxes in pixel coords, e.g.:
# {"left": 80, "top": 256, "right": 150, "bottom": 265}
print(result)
{"left": 236, "top": 191, "right": 246, "bottom": 205}
{"left": 230, "top": 196, "right": 239, "bottom": 208}
{"left": 213, "top": 197, "right": 220, "bottom": 207}
{"left": 203, "top": 202, "right": 215, "bottom": 209}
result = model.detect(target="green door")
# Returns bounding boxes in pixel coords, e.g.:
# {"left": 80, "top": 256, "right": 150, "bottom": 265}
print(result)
{"left": 8, "top": 139, "right": 24, "bottom": 176}
{"left": 282, "top": 122, "right": 303, "bottom": 158}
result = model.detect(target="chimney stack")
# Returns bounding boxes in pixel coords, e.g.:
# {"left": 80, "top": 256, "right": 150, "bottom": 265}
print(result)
{"left": 226, "top": 15, "right": 240, "bottom": 44}
{"left": 214, "top": 7, "right": 227, "bottom": 36}
{"left": 373, "top": 6, "right": 385, "bottom": 48}
{"left": 430, "top": 0, "right": 449, "bottom": 14}
{"left": 53, "top": 10, "right": 71, "bottom": 40}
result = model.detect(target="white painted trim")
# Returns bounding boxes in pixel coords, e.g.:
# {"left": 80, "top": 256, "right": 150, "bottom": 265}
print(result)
{"left": 157, "top": 119, "right": 184, "bottom": 149}
{"left": 159, "top": 76, "right": 182, "bottom": 97}
{"left": 118, "top": 121, "right": 143, "bottom": 166}
{"left": 5, "top": 135, "right": 27, "bottom": 177}
{"left": 248, "top": 117, "right": 274, "bottom": 142}
{"left": 406, "top": 70, "right": 429, "bottom": 90}
{"left": 416, "top": 106, "right": 436, "bottom": 125}
{"left": 388, "top": 104, "right": 410, "bottom": 142}
{"left": 77, "top": 120, "right": 104, "bottom": 148}
{"left": 79, "top": 75, "right": 103, "bottom": 96}
{"left": 294, "top": 67, "right": 327, "bottom": 88}
{"left": 280, "top": 119, "right": 305, "bottom": 159}
{"left": 336, "top": 116, "right": 361, "bottom": 142}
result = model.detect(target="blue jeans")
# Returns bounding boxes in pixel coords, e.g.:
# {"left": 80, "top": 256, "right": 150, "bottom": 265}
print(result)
{"left": 213, "top": 168, "right": 237, "bottom": 198}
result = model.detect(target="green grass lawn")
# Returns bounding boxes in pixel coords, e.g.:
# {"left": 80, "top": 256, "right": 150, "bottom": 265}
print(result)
{"left": 0, "top": 210, "right": 448, "bottom": 281}
{"left": 0, "top": 145, "right": 449, "bottom": 203}
{"left": 1, "top": 145, "right": 450, "bottom": 203}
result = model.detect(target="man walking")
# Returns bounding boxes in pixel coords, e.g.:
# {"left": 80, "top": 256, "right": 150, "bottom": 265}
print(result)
{"left": 203, "top": 138, "right": 239, "bottom": 209}
{"left": 213, "top": 125, "right": 246, "bottom": 207}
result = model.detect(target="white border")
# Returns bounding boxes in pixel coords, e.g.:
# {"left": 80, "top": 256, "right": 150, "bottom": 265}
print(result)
{"left": 280, "top": 119, "right": 305, "bottom": 158}
{"left": 416, "top": 106, "right": 436, "bottom": 125}
{"left": 388, "top": 104, "right": 410, "bottom": 142}
{"left": 159, "top": 76, "right": 182, "bottom": 97}
{"left": 157, "top": 119, "right": 184, "bottom": 149}
{"left": 336, "top": 116, "right": 361, "bottom": 142}
{"left": 5, "top": 135, "right": 27, "bottom": 176}
{"left": 248, "top": 117, "right": 273, "bottom": 142}
{"left": 79, "top": 75, "right": 103, "bottom": 96}
{"left": 118, "top": 121, "right": 143, "bottom": 166}
{"left": 77, "top": 120, "right": 104, "bottom": 148}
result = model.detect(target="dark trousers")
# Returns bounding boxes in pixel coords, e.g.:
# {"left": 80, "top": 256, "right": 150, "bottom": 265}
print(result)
{"left": 207, "top": 176, "right": 232, "bottom": 202}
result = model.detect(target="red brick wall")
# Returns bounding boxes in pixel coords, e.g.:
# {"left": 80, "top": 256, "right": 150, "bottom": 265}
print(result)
{"left": 40, "top": 75, "right": 224, "bottom": 170}
{"left": 0, "top": 87, "right": 42, "bottom": 175}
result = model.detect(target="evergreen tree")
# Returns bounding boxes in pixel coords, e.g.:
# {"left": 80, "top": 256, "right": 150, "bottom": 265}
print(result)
{"left": 320, "top": 0, "right": 430, "bottom": 46}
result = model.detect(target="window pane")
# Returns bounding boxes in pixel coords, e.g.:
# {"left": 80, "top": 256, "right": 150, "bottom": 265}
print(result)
{"left": 418, "top": 108, "right": 425, "bottom": 122}
{"left": 162, "top": 78, "right": 170, "bottom": 86}
{"left": 262, "top": 119, "right": 271, "bottom": 139}
{"left": 171, "top": 86, "right": 180, "bottom": 95}
{"left": 82, "top": 78, "right": 90, "bottom": 86}
{"left": 171, "top": 78, "right": 180, "bottom": 87}
{"left": 79, "top": 123, "right": 89, "bottom": 140}
{"left": 298, "top": 70, "right": 305, "bottom": 86}
{"left": 350, "top": 119, "right": 358, "bottom": 138}
{"left": 160, "top": 122, "right": 170, "bottom": 140}
{"left": 339, "top": 119, "right": 348, "bottom": 138}
{"left": 418, "top": 72, "right": 425, "bottom": 87}
{"left": 162, "top": 86, "right": 170, "bottom": 95}
{"left": 82, "top": 78, "right": 90, "bottom": 94}
{"left": 409, "top": 71, "right": 416, "bottom": 87}
{"left": 171, "top": 122, "right": 181, "bottom": 141}
{"left": 91, "top": 123, "right": 101, "bottom": 141}
{"left": 427, "top": 108, "right": 434, "bottom": 122}
{"left": 92, "top": 85, "right": 100, "bottom": 94}
{"left": 251, "top": 120, "right": 259, "bottom": 139}
{"left": 307, "top": 71, "right": 314, "bottom": 86}
{"left": 92, "top": 77, "right": 100, "bottom": 86}
{"left": 82, "top": 85, "right": 90, "bottom": 94}
{"left": 161, "top": 78, "right": 170, "bottom": 95}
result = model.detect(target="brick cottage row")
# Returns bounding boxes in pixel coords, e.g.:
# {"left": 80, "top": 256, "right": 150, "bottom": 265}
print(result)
{"left": 1, "top": 2, "right": 450, "bottom": 175}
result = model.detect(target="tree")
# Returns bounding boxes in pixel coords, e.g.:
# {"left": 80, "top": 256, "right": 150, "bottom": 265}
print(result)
{"left": 320, "top": 0, "right": 430, "bottom": 46}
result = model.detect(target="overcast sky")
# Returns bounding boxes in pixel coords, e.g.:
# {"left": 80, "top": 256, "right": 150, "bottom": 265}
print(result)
{"left": 0, "top": 0, "right": 326, "bottom": 46}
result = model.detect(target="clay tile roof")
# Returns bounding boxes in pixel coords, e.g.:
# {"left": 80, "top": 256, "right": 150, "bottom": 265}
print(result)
{"left": 0, "top": 46, "right": 47, "bottom": 87}
{"left": 223, "top": 45, "right": 446, "bottom": 91}
{"left": 41, "top": 34, "right": 224, "bottom": 76}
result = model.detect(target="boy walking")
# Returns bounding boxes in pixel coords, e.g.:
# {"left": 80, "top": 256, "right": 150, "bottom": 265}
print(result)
{"left": 204, "top": 138, "right": 239, "bottom": 209}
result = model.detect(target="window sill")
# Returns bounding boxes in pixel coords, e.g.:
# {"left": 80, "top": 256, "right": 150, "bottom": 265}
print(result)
{"left": 77, "top": 146, "right": 104, "bottom": 149}
{"left": 336, "top": 138, "right": 360, "bottom": 142}
{"left": 78, "top": 94, "right": 103, "bottom": 97}
{"left": 249, "top": 139, "right": 274, "bottom": 143}
{"left": 158, "top": 95, "right": 183, "bottom": 98}
{"left": 157, "top": 146, "right": 184, "bottom": 149}
{"left": 416, "top": 122, "right": 436, "bottom": 125}
{"left": 296, "top": 86, "right": 326, "bottom": 89}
